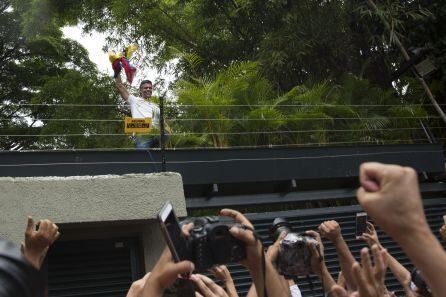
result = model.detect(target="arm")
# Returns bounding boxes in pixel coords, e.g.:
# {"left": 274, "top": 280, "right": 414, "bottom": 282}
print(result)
{"left": 264, "top": 232, "right": 292, "bottom": 297}
{"left": 220, "top": 209, "right": 265, "bottom": 297}
{"left": 21, "top": 216, "right": 60, "bottom": 269}
{"left": 115, "top": 74, "right": 129, "bottom": 101}
{"left": 141, "top": 247, "right": 194, "bottom": 297}
{"left": 330, "top": 245, "right": 388, "bottom": 297}
{"left": 362, "top": 222, "right": 411, "bottom": 287}
{"left": 318, "top": 220, "right": 357, "bottom": 291}
{"left": 306, "top": 230, "right": 336, "bottom": 294}
{"left": 357, "top": 162, "right": 446, "bottom": 297}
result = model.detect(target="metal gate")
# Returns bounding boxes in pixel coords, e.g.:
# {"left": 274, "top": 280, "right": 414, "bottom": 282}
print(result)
{"left": 218, "top": 197, "right": 446, "bottom": 296}
{"left": 47, "top": 238, "right": 142, "bottom": 297}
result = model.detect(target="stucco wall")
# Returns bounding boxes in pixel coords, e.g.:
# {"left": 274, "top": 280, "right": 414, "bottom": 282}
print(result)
{"left": 0, "top": 172, "right": 187, "bottom": 247}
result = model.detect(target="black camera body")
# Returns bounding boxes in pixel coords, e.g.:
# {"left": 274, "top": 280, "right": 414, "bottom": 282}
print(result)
{"left": 183, "top": 216, "right": 246, "bottom": 272}
{"left": 270, "top": 218, "right": 319, "bottom": 277}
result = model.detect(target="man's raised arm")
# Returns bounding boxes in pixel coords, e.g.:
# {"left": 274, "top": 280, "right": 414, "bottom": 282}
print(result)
{"left": 115, "top": 74, "right": 129, "bottom": 101}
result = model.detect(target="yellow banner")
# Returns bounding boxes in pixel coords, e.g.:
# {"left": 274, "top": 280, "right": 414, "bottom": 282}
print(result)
{"left": 124, "top": 117, "right": 152, "bottom": 133}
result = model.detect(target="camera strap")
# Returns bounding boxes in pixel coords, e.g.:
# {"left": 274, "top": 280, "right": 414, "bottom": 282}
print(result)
{"left": 239, "top": 224, "right": 268, "bottom": 297}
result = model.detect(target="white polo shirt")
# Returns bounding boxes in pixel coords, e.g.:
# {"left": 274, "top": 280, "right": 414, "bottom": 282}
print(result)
{"left": 289, "top": 284, "right": 302, "bottom": 297}
{"left": 128, "top": 94, "right": 160, "bottom": 129}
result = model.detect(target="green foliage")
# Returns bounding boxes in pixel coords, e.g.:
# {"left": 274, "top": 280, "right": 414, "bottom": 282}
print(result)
{"left": 171, "top": 62, "right": 430, "bottom": 148}
{"left": 0, "top": 1, "right": 129, "bottom": 150}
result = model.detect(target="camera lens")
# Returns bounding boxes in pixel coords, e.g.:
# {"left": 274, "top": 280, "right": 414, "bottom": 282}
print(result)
{"left": 270, "top": 217, "right": 292, "bottom": 241}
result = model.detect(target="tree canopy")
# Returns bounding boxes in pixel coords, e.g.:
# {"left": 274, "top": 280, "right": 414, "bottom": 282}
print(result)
{"left": 1, "top": 1, "right": 131, "bottom": 150}
{"left": 2, "top": 0, "right": 445, "bottom": 150}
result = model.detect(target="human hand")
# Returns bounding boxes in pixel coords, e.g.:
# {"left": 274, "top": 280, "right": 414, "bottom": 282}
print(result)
{"left": 126, "top": 272, "right": 150, "bottom": 297}
{"left": 21, "top": 216, "right": 60, "bottom": 269}
{"left": 319, "top": 220, "right": 342, "bottom": 244}
{"left": 356, "top": 163, "right": 428, "bottom": 242}
{"left": 439, "top": 224, "right": 446, "bottom": 242}
{"left": 306, "top": 230, "right": 325, "bottom": 276}
{"left": 329, "top": 245, "right": 388, "bottom": 297}
{"left": 220, "top": 209, "right": 263, "bottom": 273}
{"left": 192, "top": 274, "right": 229, "bottom": 297}
{"left": 210, "top": 265, "right": 232, "bottom": 283}
{"left": 265, "top": 231, "right": 287, "bottom": 264}
{"left": 361, "top": 222, "right": 381, "bottom": 248}
{"left": 143, "top": 247, "right": 194, "bottom": 297}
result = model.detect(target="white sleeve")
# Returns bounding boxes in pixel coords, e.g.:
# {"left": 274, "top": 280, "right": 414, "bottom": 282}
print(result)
{"left": 127, "top": 94, "right": 138, "bottom": 106}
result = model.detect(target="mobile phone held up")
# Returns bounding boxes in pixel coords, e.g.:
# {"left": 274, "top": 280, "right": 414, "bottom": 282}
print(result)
{"left": 158, "top": 202, "right": 189, "bottom": 262}
{"left": 355, "top": 212, "right": 368, "bottom": 240}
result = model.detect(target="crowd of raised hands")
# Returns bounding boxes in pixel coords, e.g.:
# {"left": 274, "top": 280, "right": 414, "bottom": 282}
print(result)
{"left": 1, "top": 161, "right": 446, "bottom": 297}
{"left": 127, "top": 162, "right": 446, "bottom": 297}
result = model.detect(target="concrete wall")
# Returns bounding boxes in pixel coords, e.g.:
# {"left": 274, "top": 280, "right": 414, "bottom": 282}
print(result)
{"left": 0, "top": 172, "right": 187, "bottom": 267}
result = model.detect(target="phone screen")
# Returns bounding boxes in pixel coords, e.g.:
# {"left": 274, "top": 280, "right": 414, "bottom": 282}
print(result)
{"left": 356, "top": 212, "right": 368, "bottom": 239}
{"left": 159, "top": 203, "right": 189, "bottom": 262}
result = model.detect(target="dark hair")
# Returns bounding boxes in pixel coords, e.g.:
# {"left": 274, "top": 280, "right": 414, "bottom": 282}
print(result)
{"left": 139, "top": 80, "right": 152, "bottom": 89}
{"left": 411, "top": 268, "right": 432, "bottom": 296}
{"left": 0, "top": 240, "right": 45, "bottom": 297}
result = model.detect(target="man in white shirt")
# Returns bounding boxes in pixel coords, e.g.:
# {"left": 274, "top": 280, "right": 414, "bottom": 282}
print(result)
{"left": 115, "top": 75, "right": 170, "bottom": 148}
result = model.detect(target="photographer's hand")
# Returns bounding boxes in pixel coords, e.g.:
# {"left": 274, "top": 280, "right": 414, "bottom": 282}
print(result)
{"left": 220, "top": 209, "right": 264, "bottom": 297}
{"left": 357, "top": 162, "right": 446, "bottom": 297}
{"left": 142, "top": 247, "right": 194, "bottom": 297}
{"left": 306, "top": 230, "right": 336, "bottom": 294}
{"left": 319, "top": 220, "right": 357, "bottom": 291}
{"left": 21, "top": 216, "right": 60, "bottom": 269}
{"left": 265, "top": 232, "right": 292, "bottom": 297}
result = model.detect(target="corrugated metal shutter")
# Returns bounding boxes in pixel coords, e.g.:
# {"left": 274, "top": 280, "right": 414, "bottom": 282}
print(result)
{"left": 47, "top": 238, "right": 142, "bottom": 297}
{"left": 221, "top": 198, "right": 446, "bottom": 296}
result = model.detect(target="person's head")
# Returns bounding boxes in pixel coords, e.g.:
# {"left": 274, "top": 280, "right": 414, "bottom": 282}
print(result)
{"left": 139, "top": 80, "right": 153, "bottom": 99}
{"left": 0, "top": 240, "right": 45, "bottom": 297}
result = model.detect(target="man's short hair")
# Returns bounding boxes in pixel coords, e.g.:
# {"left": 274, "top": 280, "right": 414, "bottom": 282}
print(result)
{"left": 139, "top": 80, "right": 152, "bottom": 89}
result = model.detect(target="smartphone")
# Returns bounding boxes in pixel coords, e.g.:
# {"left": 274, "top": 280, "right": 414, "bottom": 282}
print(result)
{"left": 355, "top": 212, "right": 368, "bottom": 239}
{"left": 158, "top": 202, "right": 189, "bottom": 262}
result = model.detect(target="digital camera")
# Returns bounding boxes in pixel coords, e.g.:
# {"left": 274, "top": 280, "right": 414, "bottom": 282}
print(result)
{"left": 182, "top": 216, "right": 246, "bottom": 272}
{"left": 270, "top": 217, "right": 319, "bottom": 276}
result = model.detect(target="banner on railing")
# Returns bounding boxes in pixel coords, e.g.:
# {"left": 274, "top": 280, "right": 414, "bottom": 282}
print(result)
{"left": 124, "top": 117, "right": 152, "bottom": 133}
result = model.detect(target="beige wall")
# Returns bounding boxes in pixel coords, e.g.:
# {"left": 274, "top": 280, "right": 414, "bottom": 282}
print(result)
{"left": 0, "top": 172, "right": 187, "bottom": 269}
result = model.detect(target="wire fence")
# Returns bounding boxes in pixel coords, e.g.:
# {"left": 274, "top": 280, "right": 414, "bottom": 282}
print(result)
{"left": 1, "top": 101, "right": 446, "bottom": 152}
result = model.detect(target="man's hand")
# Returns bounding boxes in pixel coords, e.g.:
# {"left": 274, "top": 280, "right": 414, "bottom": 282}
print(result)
{"left": 306, "top": 230, "right": 325, "bottom": 276}
{"left": 220, "top": 209, "right": 262, "bottom": 272}
{"left": 220, "top": 209, "right": 265, "bottom": 297}
{"left": 192, "top": 274, "right": 229, "bottom": 297}
{"left": 210, "top": 265, "right": 232, "bottom": 283}
{"left": 330, "top": 245, "right": 388, "bottom": 297}
{"left": 439, "top": 224, "right": 446, "bottom": 242}
{"left": 357, "top": 163, "right": 428, "bottom": 241}
{"left": 210, "top": 265, "right": 238, "bottom": 297}
{"left": 265, "top": 231, "right": 286, "bottom": 264}
{"left": 21, "top": 216, "right": 60, "bottom": 269}
{"left": 143, "top": 247, "right": 194, "bottom": 297}
{"left": 318, "top": 220, "right": 342, "bottom": 244}
{"left": 126, "top": 272, "right": 150, "bottom": 297}
{"left": 361, "top": 222, "right": 381, "bottom": 248}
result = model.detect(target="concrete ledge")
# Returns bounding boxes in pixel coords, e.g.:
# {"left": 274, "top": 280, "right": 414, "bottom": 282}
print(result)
{"left": 0, "top": 172, "right": 186, "bottom": 245}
